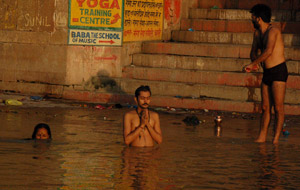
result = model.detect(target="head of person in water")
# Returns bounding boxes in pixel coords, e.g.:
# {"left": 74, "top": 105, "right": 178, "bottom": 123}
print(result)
{"left": 134, "top": 85, "right": 151, "bottom": 110}
{"left": 32, "top": 123, "right": 52, "bottom": 140}
{"left": 250, "top": 4, "right": 271, "bottom": 30}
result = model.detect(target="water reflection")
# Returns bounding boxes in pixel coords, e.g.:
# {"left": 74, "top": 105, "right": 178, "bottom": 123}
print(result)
{"left": 119, "top": 147, "right": 161, "bottom": 190}
{"left": 214, "top": 124, "right": 222, "bottom": 137}
{"left": 257, "top": 144, "right": 282, "bottom": 189}
{"left": 1, "top": 107, "right": 300, "bottom": 189}
{"left": 32, "top": 140, "right": 52, "bottom": 160}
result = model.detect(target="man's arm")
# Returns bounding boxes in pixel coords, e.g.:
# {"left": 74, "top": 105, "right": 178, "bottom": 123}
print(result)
{"left": 145, "top": 112, "right": 162, "bottom": 144}
{"left": 250, "top": 30, "right": 260, "bottom": 61}
{"left": 123, "top": 113, "right": 144, "bottom": 146}
{"left": 245, "top": 28, "right": 277, "bottom": 72}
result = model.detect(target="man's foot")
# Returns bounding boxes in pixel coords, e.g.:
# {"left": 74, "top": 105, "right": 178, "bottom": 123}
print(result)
{"left": 255, "top": 138, "right": 266, "bottom": 143}
{"left": 272, "top": 137, "right": 279, "bottom": 144}
{"left": 255, "top": 131, "right": 268, "bottom": 143}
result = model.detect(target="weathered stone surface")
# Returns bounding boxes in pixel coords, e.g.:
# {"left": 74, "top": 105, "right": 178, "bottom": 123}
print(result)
{"left": 122, "top": 66, "right": 300, "bottom": 90}
{"left": 190, "top": 8, "right": 294, "bottom": 21}
{"left": 0, "top": 43, "right": 67, "bottom": 84}
{"left": 54, "top": 0, "right": 68, "bottom": 28}
{"left": 49, "top": 28, "right": 68, "bottom": 45}
{"left": 190, "top": 9, "right": 251, "bottom": 20}
{"left": 0, "top": 30, "right": 50, "bottom": 44}
{"left": 0, "top": 0, "right": 299, "bottom": 115}
{"left": 0, "top": 81, "right": 64, "bottom": 95}
{"left": 132, "top": 54, "right": 300, "bottom": 74}
{"left": 61, "top": 90, "right": 300, "bottom": 115}
{"left": 196, "top": 0, "right": 299, "bottom": 10}
{"left": 118, "top": 78, "right": 298, "bottom": 104}
{"left": 0, "top": 0, "right": 18, "bottom": 30}
{"left": 17, "top": 0, "right": 55, "bottom": 32}
{"left": 172, "top": 31, "right": 300, "bottom": 46}
{"left": 65, "top": 46, "right": 123, "bottom": 85}
{"left": 121, "top": 42, "right": 143, "bottom": 67}
{"left": 142, "top": 42, "right": 300, "bottom": 61}
{"left": 181, "top": 19, "right": 300, "bottom": 34}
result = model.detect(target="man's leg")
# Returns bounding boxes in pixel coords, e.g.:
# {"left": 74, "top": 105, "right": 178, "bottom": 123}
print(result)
{"left": 255, "top": 83, "right": 272, "bottom": 143}
{"left": 272, "top": 81, "right": 286, "bottom": 144}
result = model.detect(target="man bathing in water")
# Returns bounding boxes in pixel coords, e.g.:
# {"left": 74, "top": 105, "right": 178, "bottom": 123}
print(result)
{"left": 244, "top": 4, "right": 288, "bottom": 144}
{"left": 123, "top": 85, "right": 162, "bottom": 147}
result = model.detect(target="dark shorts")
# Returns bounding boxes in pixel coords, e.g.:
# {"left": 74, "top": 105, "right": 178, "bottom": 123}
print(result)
{"left": 262, "top": 62, "right": 288, "bottom": 86}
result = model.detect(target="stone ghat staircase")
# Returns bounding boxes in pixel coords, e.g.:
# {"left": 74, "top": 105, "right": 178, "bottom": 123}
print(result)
{"left": 120, "top": 6, "right": 300, "bottom": 114}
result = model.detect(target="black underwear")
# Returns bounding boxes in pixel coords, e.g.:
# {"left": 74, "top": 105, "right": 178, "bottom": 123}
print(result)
{"left": 262, "top": 62, "right": 288, "bottom": 86}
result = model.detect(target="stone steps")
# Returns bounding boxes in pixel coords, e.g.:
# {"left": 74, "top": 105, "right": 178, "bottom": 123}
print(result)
{"left": 189, "top": 8, "right": 300, "bottom": 22}
{"left": 180, "top": 18, "right": 300, "bottom": 34}
{"left": 141, "top": 42, "right": 300, "bottom": 61}
{"left": 122, "top": 65, "right": 300, "bottom": 90}
{"left": 117, "top": 78, "right": 300, "bottom": 105}
{"left": 121, "top": 4, "right": 300, "bottom": 114}
{"left": 3, "top": 79, "right": 297, "bottom": 115}
{"left": 132, "top": 54, "right": 300, "bottom": 74}
{"left": 62, "top": 89, "right": 300, "bottom": 115}
{"left": 171, "top": 30, "right": 300, "bottom": 46}
{"left": 197, "top": 0, "right": 300, "bottom": 11}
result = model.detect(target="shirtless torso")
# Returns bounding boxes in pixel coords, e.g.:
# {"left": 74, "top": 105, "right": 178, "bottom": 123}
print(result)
{"left": 124, "top": 109, "right": 161, "bottom": 147}
{"left": 123, "top": 90, "right": 162, "bottom": 147}
{"left": 251, "top": 24, "right": 285, "bottom": 69}
{"left": 247, "top": 9, "right": 287, "bottom": 144}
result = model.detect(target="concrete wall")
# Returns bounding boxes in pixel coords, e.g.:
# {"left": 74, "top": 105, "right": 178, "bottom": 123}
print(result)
{"left": 0, "top": 0, "right": 197, "bottom": 97}
{"left": 1, "top": 0, "right": 68, "bottom": 95}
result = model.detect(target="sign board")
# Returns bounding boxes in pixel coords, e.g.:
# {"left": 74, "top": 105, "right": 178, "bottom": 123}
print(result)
{"left": 69, "top": 0, "right": 123, "bottom": 30}
{"left": 68, "top": 29, "right": 122, "bottom": 46}
{"left": 123, "top": 0, "right": 163, "bottom": 42}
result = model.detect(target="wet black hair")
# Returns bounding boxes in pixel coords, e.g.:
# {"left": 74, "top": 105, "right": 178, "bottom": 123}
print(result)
{"left": 135, "top": 85, "right": 151, "bottom": 99}
{"left": 250, "top": 4, "right": 271, "bottom": 23}
{"left": 32, "top": 123, "right": 52, "bottom": 139}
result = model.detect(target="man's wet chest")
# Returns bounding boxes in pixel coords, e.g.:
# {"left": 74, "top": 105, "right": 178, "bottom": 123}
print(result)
{"left": 131, "top": 116, "right": 154, "bottom": 128}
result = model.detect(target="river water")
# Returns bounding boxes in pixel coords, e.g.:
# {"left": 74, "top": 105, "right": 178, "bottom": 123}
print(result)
{"left": 0, "top": 105, "right": 300, "bottom": 189}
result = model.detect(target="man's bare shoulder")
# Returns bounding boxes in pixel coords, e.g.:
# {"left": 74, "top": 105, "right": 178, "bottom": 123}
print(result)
{"left": 124, "top": 110, "right": 137, "bottom": 118}
{"left": 269, "top": 26, "right": 281, "bottom": 35}
{"left": 149, "top": 110, "right": 159, "bottom": 118}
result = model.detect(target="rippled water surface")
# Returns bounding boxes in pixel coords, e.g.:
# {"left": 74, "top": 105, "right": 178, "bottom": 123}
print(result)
{"left": 0, "top": 106, "right": 300, "bottom": 190}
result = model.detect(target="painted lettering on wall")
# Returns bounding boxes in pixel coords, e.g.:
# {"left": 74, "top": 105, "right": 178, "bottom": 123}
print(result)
{"left": 69, "top": 0, "right": 123, "bottom": 29}
{"left": 55, "top": 12, "right": 68, "bottom": 27}
{"left": 17, "top": 0, "right": 55, "bottom": 32}
{"left": 24, "top": 14, "right": 51, "bottom": 27}
{"left": 123, "top": 0, "right": 163, "bottom": 42}
{"left": 68, "top": 29, "right": 122, "bottom": 46}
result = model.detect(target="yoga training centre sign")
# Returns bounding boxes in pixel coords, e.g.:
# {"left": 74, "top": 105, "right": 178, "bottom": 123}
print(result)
{"left": 68, "top": 0, "right": 123, "bottom": 46}
{"left": 68, "top": 0, "right": 164, "bottom": 46}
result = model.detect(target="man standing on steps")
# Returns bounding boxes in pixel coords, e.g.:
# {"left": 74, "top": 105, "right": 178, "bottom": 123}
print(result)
{"left": 244, "top": 4, "right": 288, "bottom": 144}
{"left": 123, "top": 85, "right": 162, "bottom": 147}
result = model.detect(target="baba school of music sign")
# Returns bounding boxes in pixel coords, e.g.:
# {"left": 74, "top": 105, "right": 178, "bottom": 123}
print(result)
{"left": 68, "top": 0, "right": 164, "bottom": 45}
{"left": 68, "top": 0, "right": 123, "bottom": 46}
